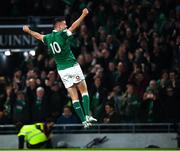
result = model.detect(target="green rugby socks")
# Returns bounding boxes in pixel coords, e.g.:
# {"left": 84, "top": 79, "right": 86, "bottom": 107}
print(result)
{"left": 82, "top": 93, "right": 90, "bottom": 116}
{"left": 72, "top": 100, "right": 85, "bottom": 122}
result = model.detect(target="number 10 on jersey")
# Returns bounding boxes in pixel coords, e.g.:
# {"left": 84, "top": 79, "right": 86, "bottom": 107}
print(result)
{"left": 50, "top": 42, "right": 61, "bottom": 54}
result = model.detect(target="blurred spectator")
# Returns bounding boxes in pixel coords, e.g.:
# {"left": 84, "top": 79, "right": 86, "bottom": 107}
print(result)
{"left": 31, "top": 87, "right": 49, "bottom": 122}
{"left": 96, "top": 48, "right": 111, "bottom": 72}
{"left": 1, "top": 85, "right": 15, "bottom": 124}
{"left": 89, "top": 76, "right": 107, "bottom": 121}
{"left": 49, "top": 82, "right": 67, "bottom": 120}
{"left": 114, "top": 62, "right": 128, "bottom": 91}
{"left": 159, "top": 86, "right": 179, "bottom": 122}
{"left": 105, "top": 62, "right": 116, "bottom": 90}
{"left": 129, "top": 63, "right": 149, "bottom": 99}
{"left": 107, "top": 85, "right": 121, "bottom": 114}
{"left": 106, "top": 35, "right": 119, "bottom": 58}
{"left": 26, "top": 78, "right": 37, "bottom": 105}
{"left": 114, "top": 43, "right": 127, "bottom": 64}
{"left": 119, "top": 83, "right": 140, "bottom": 122}
{"left": 142, "top": 80, "right": 159, "bottom": 122}
{"left": 56, "top": 105, "right": 79, "bottom": 125}
{"left": 156, "top": 70, "right": 169, "bottom": 89}
{"left": 77, "top": 54, "right": 86, "bottom": 73}
{"left": 0, "top": 110, "right": 3, "bottom": 124}
{"left": 0, "top": 0, "right": 178, "bottom": 124}
{"left": 12, "top": 70, "right": 26, "bottom": 92}
{"left": 45, "top": 71, "right": 57, "bottom": 87}
{"left": 13, "top": 91, "right": 30, "bottom": 124}
{"left": 167, "top": 70, "right": 180, "bottom": 89}
{"left": 100, "top": 102, "right": 120, "bottom": 124}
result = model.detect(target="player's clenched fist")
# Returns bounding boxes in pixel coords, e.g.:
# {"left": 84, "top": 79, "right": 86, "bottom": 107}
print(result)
{"left": 82, "top": 8, "right": 89, "bottom": 16}
{"left": 23, "top": 25, "right": 30, "bottom": 33}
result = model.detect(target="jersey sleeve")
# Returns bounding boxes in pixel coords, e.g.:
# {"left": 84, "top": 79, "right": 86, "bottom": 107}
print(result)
{"left": 61, "top": 29, "right": 72, "bottom": 40}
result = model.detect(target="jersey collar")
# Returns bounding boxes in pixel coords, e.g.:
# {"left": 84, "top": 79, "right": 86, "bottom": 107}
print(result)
{"left": 53, "top": 30, "right": 58, "bottom": 32}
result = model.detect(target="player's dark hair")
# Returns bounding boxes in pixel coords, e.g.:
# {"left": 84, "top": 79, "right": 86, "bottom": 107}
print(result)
{"left": 53, "top": 16, "right": 66, "bottom": 26}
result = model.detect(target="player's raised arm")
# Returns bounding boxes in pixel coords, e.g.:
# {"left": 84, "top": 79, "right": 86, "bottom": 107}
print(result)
{"left": 23, "top": 25, "right": 44, "bottom": 42}
{"left": 68, "top": 8, "right": 89, "bottom": 33}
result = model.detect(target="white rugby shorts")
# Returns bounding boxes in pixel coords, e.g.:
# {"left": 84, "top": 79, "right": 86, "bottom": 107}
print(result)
{"left": 58, "top": 64, "right": 85, "bottom": 88}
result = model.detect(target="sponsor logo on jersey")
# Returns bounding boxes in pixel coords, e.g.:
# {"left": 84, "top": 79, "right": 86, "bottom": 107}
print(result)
{"left": 76, "top": 76, "right": 80, "bottom": 81}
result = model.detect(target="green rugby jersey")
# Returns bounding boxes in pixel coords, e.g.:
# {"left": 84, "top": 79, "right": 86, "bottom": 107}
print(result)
{"left": 43, "top": 29, "right": 77, "bottom": 70}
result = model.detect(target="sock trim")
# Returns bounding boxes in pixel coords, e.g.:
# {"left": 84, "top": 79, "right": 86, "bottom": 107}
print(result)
{"left": 72, "top": 100, "right": 79, "bottom": 103}
{"left": 82, "top": 92, "right": 89, "bottom": 96}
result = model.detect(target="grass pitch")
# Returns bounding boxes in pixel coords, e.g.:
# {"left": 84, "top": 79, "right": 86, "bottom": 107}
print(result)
{"left": 0, "top": 148, "right": 179, "bottom": 151}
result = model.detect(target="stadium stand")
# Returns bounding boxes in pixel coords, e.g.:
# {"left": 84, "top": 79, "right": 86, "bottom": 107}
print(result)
{"left": 0, "top": 0, "right": 180, "bottom": 149}
{"left": 0, "top": 0, "right": 179, "bottom": 127}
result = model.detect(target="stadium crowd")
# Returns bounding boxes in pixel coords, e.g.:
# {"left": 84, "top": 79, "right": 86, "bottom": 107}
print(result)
{"left": 0, "top": 0, "right": 179, "bottom": 126}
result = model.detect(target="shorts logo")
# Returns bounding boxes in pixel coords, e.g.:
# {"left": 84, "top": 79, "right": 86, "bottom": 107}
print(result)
{"left": 76, "top": 76, "right": 80, "bottom": 81}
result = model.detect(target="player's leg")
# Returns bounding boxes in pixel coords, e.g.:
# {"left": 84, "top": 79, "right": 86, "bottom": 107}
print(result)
{"left": 71, "top": 64, "right": 90, "bottom": 117}
{"left": 76, "top": 80, "right": 97, "bottom": 122}
{"left": 58, "top": 69, "right": 90, "bottom": 128}
{"left": 67, "top": 86, "right": 85, "bottom": 122}
{"left": 67, "top": 86, "right": 91, "bottom": 128}
{"left": 76, "top": 80, "right": 90, "bottom": 116}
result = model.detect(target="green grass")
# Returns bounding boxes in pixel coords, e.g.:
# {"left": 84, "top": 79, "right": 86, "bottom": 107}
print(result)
{"left": 0, "top": 148, "right": 179, "bottom": 151}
